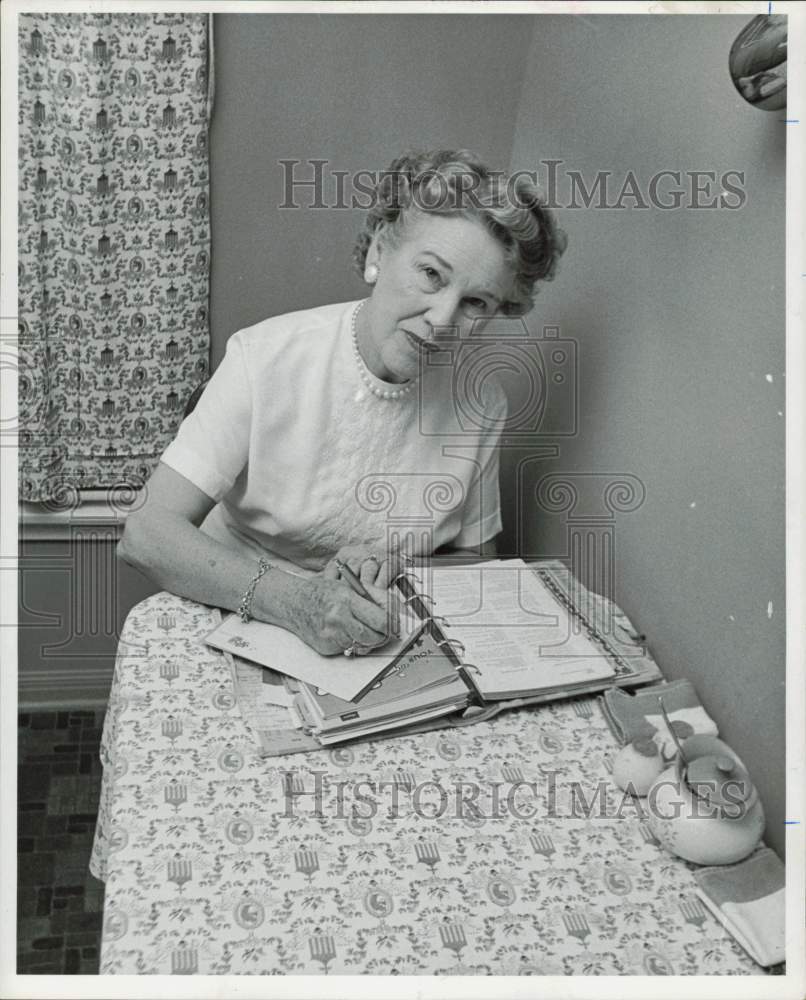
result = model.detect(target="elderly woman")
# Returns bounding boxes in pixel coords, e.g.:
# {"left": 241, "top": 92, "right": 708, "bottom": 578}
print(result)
{"left": 119, "top": 149, "right": 565, "bottom": 657}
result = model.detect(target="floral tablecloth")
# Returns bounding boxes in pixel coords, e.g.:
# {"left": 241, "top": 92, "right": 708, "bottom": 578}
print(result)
{"left": 91, "top": 591, "right": 765, "bottom": 976}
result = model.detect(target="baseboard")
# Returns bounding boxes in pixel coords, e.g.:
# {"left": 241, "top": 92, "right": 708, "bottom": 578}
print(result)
{"left": 18, "top": 660, "right": 113, "bottom": 710}
{"left": 18, "top": 695, "right": 110, "bottom": 712}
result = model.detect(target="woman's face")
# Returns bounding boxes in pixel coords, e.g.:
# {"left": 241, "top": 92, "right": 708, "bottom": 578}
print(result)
{"left": 360, "top": 212, "right": 515, "bottom": 384}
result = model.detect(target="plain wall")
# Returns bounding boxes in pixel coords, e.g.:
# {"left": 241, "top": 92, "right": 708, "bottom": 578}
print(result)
{"left": 509, "top": 15, "right": 786, "bottom": 856}
{"left": 208, "top": 13, "right": 535, "bottom": 364}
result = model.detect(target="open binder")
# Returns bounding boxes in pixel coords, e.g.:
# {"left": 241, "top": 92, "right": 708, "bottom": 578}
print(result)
{"left": 227, "top": 558, "right": 663, "bottom": 757}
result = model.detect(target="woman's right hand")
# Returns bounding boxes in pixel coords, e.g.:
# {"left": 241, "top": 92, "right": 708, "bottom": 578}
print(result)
{"left": 289, "top": 575, "right": 397, "bottom": 657}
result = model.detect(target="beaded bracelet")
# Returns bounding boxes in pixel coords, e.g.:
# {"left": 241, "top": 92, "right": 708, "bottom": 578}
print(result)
{"left": 238, "top": 558, "right": 272, "bottom": 623}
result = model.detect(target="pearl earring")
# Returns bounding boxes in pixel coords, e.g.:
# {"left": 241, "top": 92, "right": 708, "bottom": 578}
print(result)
{"left": 365, "top": 263, "right": 379, "bottom": 284}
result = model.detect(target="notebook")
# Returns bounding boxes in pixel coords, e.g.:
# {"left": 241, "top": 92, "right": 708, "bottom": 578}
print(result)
{"left": 223, "top": 558, "right": 662, "bottom": 753}
{"left": 423, "top": 559, "right": 619, "bottom": 700}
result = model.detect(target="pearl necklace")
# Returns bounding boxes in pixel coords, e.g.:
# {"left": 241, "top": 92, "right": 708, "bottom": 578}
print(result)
{"left": 351, "top": 301, "right": 417, "bottom": 401}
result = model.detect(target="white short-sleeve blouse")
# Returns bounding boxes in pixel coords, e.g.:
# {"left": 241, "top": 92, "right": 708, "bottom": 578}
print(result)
{"left": 160, "top": 299, "right": 507, "bottom": 575}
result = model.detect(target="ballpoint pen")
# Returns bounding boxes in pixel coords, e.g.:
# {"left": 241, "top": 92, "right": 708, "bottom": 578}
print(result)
{"left": 334, "top": 558, "right": 387, "bottom": 658}
{"left": 333, "top": 558, "right": 383, "bottom": 607}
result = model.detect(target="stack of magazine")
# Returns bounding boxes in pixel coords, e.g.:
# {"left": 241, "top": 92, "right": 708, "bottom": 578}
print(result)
{"left": 205, "top": 558, "right": 661, "bottom": 754}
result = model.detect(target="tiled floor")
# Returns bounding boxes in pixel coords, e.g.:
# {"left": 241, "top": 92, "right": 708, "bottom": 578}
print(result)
{"left": 18, "top": 709, "right": 106, "bottom": 975}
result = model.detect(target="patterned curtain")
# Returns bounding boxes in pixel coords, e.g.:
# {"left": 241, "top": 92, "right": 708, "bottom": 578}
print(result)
{"left": 18, "top": 13, "right": 213, "bottom": 504}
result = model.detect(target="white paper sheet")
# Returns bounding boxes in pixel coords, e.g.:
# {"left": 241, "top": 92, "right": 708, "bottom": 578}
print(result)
{"left": 428, "top": 559, "right": 615, "bottom": 697}
{"left": 206, "top": 612, "right": 410, "bottom": 702}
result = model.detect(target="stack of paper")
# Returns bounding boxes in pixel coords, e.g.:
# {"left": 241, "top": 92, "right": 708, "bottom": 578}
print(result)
{"left": 291, "top": 624, "right": 470, "bottom": 744}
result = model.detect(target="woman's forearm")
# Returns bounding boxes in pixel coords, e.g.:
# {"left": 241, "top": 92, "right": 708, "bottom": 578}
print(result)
{"left": 118, "top": 508, "right": 305, "bottom": 630}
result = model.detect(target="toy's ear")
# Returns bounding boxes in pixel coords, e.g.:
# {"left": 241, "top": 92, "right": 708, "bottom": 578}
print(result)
{"left": 729, "top": 14, "right": 787, "bottom": 110}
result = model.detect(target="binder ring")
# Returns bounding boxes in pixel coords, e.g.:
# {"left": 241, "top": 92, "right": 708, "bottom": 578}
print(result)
{"left": 436, "top": 637, "right": 466, "bottom": 656}
{"left": 450, "top": 703, "right": 505, "bottom": 726}
{"left": 402, "top": 592, "right": 434, "bottom": 607}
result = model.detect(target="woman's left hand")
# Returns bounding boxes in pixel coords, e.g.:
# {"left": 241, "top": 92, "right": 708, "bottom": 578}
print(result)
{"left": 323, "top": 544, "right": 401, "bottom": 591}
